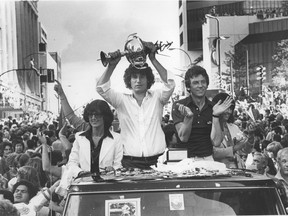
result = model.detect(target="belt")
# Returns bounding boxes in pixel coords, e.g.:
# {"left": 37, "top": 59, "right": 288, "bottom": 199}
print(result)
{"left": 189, "top": 155, "right": 212, "bottom": 159}
{"left": 123, "top": 153, "right": 163, "bottom": 161}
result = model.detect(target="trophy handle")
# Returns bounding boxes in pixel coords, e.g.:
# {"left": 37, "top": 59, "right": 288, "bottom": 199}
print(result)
{"left": 99, "top": 35, "right": 173, "bottom": 67}
{"left": 100, "top": 51, "right": 127, "bottom": 67}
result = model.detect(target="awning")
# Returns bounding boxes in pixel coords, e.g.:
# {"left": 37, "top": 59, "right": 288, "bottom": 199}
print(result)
{"left": 241, "top": 29, "right": 288, "bottom": 44}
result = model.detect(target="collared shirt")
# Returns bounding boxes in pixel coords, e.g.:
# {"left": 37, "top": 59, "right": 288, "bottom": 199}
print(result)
{"left": 80, "top": 129, "right": 113, "bottom": 173}
{"left": 172, "top": 95, "right": 214, "bottom": 157}
{"left": 96, "top": 73, "right": 175, "bottom": 157}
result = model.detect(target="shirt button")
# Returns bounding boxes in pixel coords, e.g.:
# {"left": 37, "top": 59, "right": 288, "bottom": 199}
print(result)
{"left": 197, "top": 121, "right": 200, "bottom": 124}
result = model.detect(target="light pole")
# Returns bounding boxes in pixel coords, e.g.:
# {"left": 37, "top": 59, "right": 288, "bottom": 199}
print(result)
{"left": 168, "top": 47, "right": 193, "bottom": 67}
{"left": 22, "top": 52, "right": 45, "bottom": 113}
{"left": 206, "top": 14, "right": 221, "bottom": 89}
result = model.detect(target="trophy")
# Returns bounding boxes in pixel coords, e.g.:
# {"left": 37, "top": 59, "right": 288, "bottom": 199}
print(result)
{"left": 100, "top": 33, "right": 173, "bottom": 69}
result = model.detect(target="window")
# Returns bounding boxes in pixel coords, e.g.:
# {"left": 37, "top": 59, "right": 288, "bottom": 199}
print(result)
{"left": 64, "top": 188, "right": 283, "bottom": 216}
{"left": 179, "top": 13, "right": 183, "bottom": 27}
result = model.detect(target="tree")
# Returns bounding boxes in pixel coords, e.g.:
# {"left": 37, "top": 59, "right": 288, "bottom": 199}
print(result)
{"left": 224, "top": 43, "right": 248, "bottom": 98}
{"left": 271, "top": 39, "right": 288, "bottom": 89}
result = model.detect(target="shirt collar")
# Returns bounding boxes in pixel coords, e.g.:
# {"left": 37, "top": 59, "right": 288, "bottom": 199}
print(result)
{"left": 185, "top": 95, "right": 214, "bottom": 108}
{"left": 124, "top": 89, "right": 152, "bottom": 97}
{"left": 79, "top": 128, "right": 114, "bottom": 139}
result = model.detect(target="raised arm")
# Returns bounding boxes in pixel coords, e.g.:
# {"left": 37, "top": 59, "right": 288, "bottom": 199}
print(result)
{"left": 96, "top": 50, "right": 121, "bottom": 86}
{"left": 58, "top": 122, "right": 72, "bottom": 151}
{"left": 143, "top": 41, "right": 167, "bottom": 83}
{"left": 38, "top": 130, "right": 62, "bottom": 178}
{"left": 54, "top": 80, "right": 87, "bottom": 131}
{"left": 211, "top": 97, "right": 234, "bottom": 146}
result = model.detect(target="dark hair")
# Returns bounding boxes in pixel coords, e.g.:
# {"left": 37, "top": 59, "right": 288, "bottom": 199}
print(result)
{"left": 273, "top": 126, "right": 282, "bottom": 135}
{"left": 27, "top": 140, "right": 36, "bottom": 150}
{"left": 0, "top": 199, "right": 19, "bottom": 216}
{"left": 16, "top": 153, "right": 30, "bottom": 167}
{"left": 212, "top": 93, "right": 235, "bottom": 123}
{"left": 83, "top": 100, "right": 114, "bottom": 132}
{"left": 48, "top": 150, "right": 63, "bottom": 166}
{"left": 22, "top": 133, "right": 29, "bottom": 141}
{"left": 17, "top": 166, "right": 41, "bottom": 189}
{"left": 281, "top": 134, "right": 288, "bottom": 148}
{"left": 11, "top": 139, "right": 24, "bottom": 151}
{"left": 5, "top": 153, "right": 18, "bottom": 168}
{"left": 123, "top": 63, "right": 155, "bottom": 89}
{"left": 0, "top": 189, "right": 14, "bottom": 203}
{"left": 162, "top": 124, "right": 176, "bottom": 146}
{"left": 12, "top": 180, "right": 38, "bottom": 201}
{"left": 1, "top": 141, "right": 12, "bottom": 152}
{"left": 262, "top": 140, "right": 271, "bottom": 149}
{"left": 273, "top": 134, "right": 282, "bottom": 142}
{"left": 26, "top": 157, "right": 47, "bottom": 187}
{"left": 184, "top": 65, "right": 209, "bottom": 92}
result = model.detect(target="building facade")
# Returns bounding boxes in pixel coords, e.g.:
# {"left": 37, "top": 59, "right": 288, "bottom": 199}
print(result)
{"left": 0, "top": 1, "right": 61, "bottom": 119}
{"left": 179, "top": 0, "right": 288, "bottom": 99}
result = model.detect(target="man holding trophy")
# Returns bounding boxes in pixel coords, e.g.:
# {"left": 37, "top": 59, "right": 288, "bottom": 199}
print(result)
{"left": 96, "top": 34, "right": 175, "bottom": 169}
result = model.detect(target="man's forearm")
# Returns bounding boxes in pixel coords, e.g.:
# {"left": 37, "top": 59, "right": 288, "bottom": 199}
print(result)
{"left": 97, "top": 64, "right": 116, "bottom": 86}
{"left": 176, "top": 117, "right": 193, "bottom": 142}
{"left": 211, "top": 117, "right": 223, "bottom": 147}
{"left": 150, "top": 58, "right": 167, "bottom": 83}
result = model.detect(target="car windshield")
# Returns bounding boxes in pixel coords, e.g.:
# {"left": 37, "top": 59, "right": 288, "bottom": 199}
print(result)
{"left": 64, "top": 188, "right": 284, "bottom": 216}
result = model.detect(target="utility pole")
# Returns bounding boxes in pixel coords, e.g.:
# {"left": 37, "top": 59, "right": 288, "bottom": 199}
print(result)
{"left": 246, "top": 48, "right": 249, "bottom": 97}
{"left": 256, "top": 65, "right": 266, "bottom": 105}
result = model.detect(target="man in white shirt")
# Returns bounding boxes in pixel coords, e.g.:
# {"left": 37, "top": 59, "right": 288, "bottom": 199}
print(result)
{"left": 96, "top": 40, "right": 175, "bottom": 169}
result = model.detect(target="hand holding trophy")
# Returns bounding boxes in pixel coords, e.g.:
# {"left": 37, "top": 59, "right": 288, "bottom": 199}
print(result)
{"left": 100, "top": 33, "right": 173, "bottom": 69}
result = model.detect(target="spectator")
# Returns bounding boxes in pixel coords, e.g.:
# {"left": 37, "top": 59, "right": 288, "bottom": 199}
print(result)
{"left": 12, "top": 139, "right": 24, "bottom": 154}
{"left": 0, "top": 199, "right": 19, "bottom": 216}
{"left": 8, "top": 166, "right": 41, "bottom": 191}
{"left": 54, "top": 80, "right": 90, "bottom": 131}
{"left": 0, "top": 189, "right": 14, "bottom": 203}
{"left": 26, "top": 157, "right": 47, "bottom": 188}
{"left": 25, "top": 140, "right": 37, "bottom": 157}
{"left": 15, "top": 153, "right": 30, "bottom": 168}
{"left": 0, "top": 142, "right": 13, "bottom": 175}
{"left": 12, "top": 180, "right": 38, "bottom": 204}
{"left": 275, "top": 148, "right": 288, "bottom": 197}
{"left": 21, "top": 133, "right": 30, "bottom": 151}
{"left": 3, "top": 153, "right": 18, "bottom": 184}
{"left": 162, "top": 123, "right": 178, "bottom": 148}
{"left": 267, "top": 141, "right": 283, "bottom": 160}
{"left": 281, "top": 134, "right": 288, "bottom": 148}
{"left": 249, "top": 152, "right": 268, "bottom": 175}
{"left": 13, "top": 180, "right": 60, "bottom": 215}
{"left": 212, "top": 93, "right": 255, "bottom": 168}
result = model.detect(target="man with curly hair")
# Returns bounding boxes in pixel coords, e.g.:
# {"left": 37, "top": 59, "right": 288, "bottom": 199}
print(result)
{"left": 96, "top": 41, "right": 175, "bottom": 169}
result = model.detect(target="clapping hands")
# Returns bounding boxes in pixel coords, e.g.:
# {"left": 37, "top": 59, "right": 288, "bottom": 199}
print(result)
{"left": 213, "top": 96, "right": 234, "bottom": 116}
{"left": 175, "top": 103, "right": 194, "bottom": 118}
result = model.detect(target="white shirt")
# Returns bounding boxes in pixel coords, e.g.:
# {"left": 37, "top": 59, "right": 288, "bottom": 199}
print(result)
{"left": 96, "top": 72, "right": 175, "bottom": 157}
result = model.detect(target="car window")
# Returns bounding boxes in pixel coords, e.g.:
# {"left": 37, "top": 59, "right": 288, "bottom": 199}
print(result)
{"left": 64, "top": 188, "right": 284, "bottom": 216}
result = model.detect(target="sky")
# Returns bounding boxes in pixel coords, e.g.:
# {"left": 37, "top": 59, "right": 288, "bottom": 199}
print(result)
{"left": 38, "top": 0, "right": 180, "bottom": 110}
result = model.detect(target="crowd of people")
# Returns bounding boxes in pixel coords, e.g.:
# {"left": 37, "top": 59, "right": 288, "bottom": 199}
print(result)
{"left": 0, "top": 39, "right": 288, "bottom": 215}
